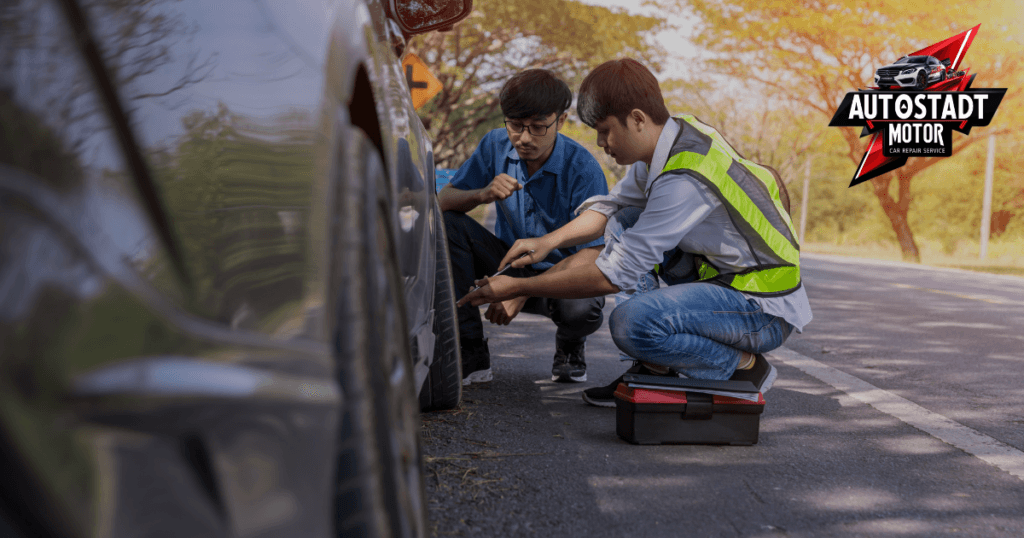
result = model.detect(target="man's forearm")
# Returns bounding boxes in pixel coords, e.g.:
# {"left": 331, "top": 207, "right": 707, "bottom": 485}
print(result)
{"left": 543, "top": 209, "right": 608, "bottom": 250}
{"left": 456, "top": 247, "right": 619, "bottom": 307}
{"left": 516, "top": 248, "right": 619, "bottom": 299}
{"left": 438, "top": 185, "right": 485, "bottom": 213}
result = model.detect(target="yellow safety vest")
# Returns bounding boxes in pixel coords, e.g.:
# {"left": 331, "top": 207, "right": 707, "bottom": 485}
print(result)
{"left": 658, "top": 115, "right": 801, "bottom": 296}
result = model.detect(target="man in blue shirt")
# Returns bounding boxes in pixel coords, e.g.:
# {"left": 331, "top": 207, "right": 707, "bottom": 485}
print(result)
{"left": 439, "top": 69, "right": 609, "bottom": 385}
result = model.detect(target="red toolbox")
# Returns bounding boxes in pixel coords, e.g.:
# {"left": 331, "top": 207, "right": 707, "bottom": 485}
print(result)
{"left": 610, "top": 354, "right": 770, "bottom": 446}
{"left": 613, "top": 355, "right": 775, "bottom": 445}
{"left": 614, "top": 383, "right": 765, "bottom": 445}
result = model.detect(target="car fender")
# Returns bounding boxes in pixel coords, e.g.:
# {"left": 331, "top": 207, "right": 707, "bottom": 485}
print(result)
{"left": 324, "top": 0, "right": 438, "bottom": 375}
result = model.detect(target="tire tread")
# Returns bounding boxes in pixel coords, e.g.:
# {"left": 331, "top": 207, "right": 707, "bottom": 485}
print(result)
{"left": 419, "top": 204, "right": 462, "bottom": 411}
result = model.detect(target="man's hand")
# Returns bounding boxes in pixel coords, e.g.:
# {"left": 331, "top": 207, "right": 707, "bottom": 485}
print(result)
{"left": 438, "top": 175, "right": 521, "bottom": 213}
{"left": 480, "top": 173, "right": 522, "bottom": 204}
{"left": 456, "top": 275, "right": 521, "bottom": 308}
{"left": 500, "top": 237, "right": 555, "bottom": 269}
{"left": 484, "top": 296, "right": 528, "bottom": 325}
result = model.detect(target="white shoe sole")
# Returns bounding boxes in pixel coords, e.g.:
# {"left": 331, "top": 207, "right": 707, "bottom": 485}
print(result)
{"left": 552, "top": 373, "right": 586, "bottom": 383}
{"left": 462, "top": 368, "right": 493, "bottom": 385}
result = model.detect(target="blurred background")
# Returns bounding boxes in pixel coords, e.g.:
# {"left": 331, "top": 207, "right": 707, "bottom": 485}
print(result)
{"left": 412, "top": 0, "right": 1024, "bottom": 274}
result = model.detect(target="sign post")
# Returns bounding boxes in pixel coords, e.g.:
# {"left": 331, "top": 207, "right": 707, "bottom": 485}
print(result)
{"left": 980, "top": 134, "right": 995, "bottom": 259}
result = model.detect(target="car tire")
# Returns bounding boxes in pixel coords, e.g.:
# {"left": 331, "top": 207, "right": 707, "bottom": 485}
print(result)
{"left": 916, "top": 72, "right": 927, "bottom": 90}
{"left": 419, "top": 200, "right": 462, "bottom": 411}
{"left": 332, "top": 127, "right": 426, "bottom": 538}
{"left": 363, "top": 134, "right": 428, "bottom": 538}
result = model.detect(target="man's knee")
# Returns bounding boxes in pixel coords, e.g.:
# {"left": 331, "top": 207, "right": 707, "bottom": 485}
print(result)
{"left": 555, "top": 297, "right": 605, "bottom": 333}
{"left": 443, "top": 210, "right": 473, "bottom": 238}
{"left": 444, "top": 210, "right": 492, "bottom": 255}
{"left": 608, "top": 299, "right": 639, "bottom": 354}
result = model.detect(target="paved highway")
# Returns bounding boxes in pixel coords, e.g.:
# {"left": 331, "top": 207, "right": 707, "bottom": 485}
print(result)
{"left": 422, "top": 252, "right": 1024, "bottom": 537}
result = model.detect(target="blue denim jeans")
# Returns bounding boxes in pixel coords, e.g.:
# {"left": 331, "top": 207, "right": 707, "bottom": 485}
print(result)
{"left": 606, "top": 207, "right": 792, "bottom": 380}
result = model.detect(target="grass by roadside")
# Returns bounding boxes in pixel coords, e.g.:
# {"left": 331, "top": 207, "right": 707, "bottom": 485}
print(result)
{"left": 803, "top": 241, "right": 1024, "bottom": 277}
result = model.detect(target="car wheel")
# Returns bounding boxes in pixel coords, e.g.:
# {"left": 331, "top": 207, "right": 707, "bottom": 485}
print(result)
{"left": 419, "top": 199, "right": 462, "bottom": 411}
{"left": 363, "top": 133, "right": 428, "bottom": 538}
{"left": 916, "top": 72, "right": 927, "bottom": 90}
{"left": 333, "top": 128, "right": 426, "bottom": 538}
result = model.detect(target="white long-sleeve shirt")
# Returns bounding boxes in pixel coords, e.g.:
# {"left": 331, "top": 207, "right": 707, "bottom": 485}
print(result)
{"left": 578, "top": 118, "right": 812, "bottom": 332}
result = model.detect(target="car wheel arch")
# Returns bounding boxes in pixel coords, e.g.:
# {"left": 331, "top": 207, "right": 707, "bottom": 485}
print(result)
{"left": 348, "top": 64, "right": 388, "bottom": 171}
{"left": 340, "top": 57, "right": 441, "bottom": 380}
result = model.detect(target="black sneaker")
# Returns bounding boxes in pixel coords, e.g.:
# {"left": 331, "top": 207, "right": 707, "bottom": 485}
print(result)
{"left": 728, "top": 353, "right": 777, "bottom": 394}
{"left": 551, "top": 341, "right": 586, "bottom": 383}
{"left": 461, "top": 338, "right": 492, "bottom": 386}
{"left": 581, "top": 362, "right": 662, "bottom": 407}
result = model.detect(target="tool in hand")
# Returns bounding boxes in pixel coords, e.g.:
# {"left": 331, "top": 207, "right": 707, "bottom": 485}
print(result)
{"left": 467, "top": 250, "right": 535, "bottom": 294}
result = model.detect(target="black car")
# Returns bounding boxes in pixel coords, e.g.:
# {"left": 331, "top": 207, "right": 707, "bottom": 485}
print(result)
{"left": 0, "top": 0, "right": 469, "bottom": 537}
{"left": 874, "top": 55, "right": 949, "bottom": 89}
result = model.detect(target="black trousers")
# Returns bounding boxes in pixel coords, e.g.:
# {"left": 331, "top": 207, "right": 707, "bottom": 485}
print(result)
{"left": 443, "top": 210, "right": 605, "bottom": 347}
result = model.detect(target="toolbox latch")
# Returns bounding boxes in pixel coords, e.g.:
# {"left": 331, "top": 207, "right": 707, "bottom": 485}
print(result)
{"left": 682, "top": 392, "right": 713, "bottom": 420}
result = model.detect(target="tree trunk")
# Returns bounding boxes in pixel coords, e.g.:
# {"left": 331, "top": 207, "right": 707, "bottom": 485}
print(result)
{"left": 870, "top": 173, "right": 921, "bottom": 263}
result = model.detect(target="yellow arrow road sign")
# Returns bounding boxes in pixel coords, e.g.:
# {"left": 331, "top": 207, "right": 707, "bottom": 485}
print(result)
{"left": 401, "top": 52, "right": 443, "bottom": 109}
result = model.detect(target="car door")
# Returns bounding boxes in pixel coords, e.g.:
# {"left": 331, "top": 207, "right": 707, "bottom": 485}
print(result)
{"left": 1, "top": 1, "right": 346, "bottom": 536}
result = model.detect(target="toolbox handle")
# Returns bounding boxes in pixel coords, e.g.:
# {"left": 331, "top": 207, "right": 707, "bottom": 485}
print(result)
{"left": 682, "top": 392, "right": 713, "bottom": 420}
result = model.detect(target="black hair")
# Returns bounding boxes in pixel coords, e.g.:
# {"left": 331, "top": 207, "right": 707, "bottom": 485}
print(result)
{"left": 577, "top": 58, "right": 670, "bottom": 127}
{"left": 499, "top": 69, "right": 573, "bottom": 120}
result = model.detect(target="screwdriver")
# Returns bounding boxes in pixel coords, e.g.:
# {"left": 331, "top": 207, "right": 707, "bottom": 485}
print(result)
{"left": 467, "top": 250, "right": 535, "bottom": 294}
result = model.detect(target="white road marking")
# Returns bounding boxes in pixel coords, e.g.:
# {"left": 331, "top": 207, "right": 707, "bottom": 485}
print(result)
{"left": 772, "top": 347, "right": 1024, "bottom": 482}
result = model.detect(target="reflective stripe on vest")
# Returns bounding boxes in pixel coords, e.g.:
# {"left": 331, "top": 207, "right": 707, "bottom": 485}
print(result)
{"left": 660, "top": 115, "right": 801, "bottom": 296}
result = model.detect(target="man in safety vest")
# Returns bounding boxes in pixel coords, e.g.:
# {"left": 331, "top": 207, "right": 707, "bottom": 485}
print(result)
{"left": 456, "top": 58, "right": 812, "bottom": 407}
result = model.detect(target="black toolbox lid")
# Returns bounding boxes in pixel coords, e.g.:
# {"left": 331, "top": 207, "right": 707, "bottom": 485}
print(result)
{"left": 622, "top": 354, "right": 775, "bottom": 394}
{"left": 622, "top": 374, "right": 759, "bottom": 394}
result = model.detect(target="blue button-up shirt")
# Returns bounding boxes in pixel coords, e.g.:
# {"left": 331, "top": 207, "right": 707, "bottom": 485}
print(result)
{"left": 450, "top": 128, "right": 608, "bottom": 270}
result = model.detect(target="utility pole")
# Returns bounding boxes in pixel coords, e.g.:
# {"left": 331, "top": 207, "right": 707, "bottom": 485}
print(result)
{"left": 980, "top": 135, "right": 995, "bottom": 259}
{"left": 799, "top": 158, "right": 811, "bottom": 244}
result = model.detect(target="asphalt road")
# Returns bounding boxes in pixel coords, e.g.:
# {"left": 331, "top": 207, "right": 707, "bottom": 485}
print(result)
{"left": 420, "top": 252, "right": 1024, "bottom": 538}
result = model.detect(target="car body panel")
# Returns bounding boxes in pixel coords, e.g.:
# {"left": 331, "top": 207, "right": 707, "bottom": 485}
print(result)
{"left": 0, "top": 0, "right": 464, "bottom": 535}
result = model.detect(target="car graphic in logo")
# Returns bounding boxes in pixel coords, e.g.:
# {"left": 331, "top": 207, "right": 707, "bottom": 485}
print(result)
{"left": 871, "top": 26, "right": 978, "bottom": 92}
{"left": 874, "top": 55, "right": 954, "bottom": 89}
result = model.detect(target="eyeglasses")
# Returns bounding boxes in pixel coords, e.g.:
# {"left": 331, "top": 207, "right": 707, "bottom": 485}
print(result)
{"left": 504, "top": 117, "right": 558, "bottom": 137}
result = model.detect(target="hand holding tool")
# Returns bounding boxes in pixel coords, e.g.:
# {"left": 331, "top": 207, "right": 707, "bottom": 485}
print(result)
{"left": 467, "top": 250, "right": 534, "bottom": 294}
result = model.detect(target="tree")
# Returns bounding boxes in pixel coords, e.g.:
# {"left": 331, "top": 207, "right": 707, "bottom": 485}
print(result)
{"left": 411, "top": 0, "right": 667, "bottom": 168}
{"left": 662, "top": 79, "right": 824, "bottom": 183}
{"left": 665, "top": 0, "right": 1024, "bottom": 261}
